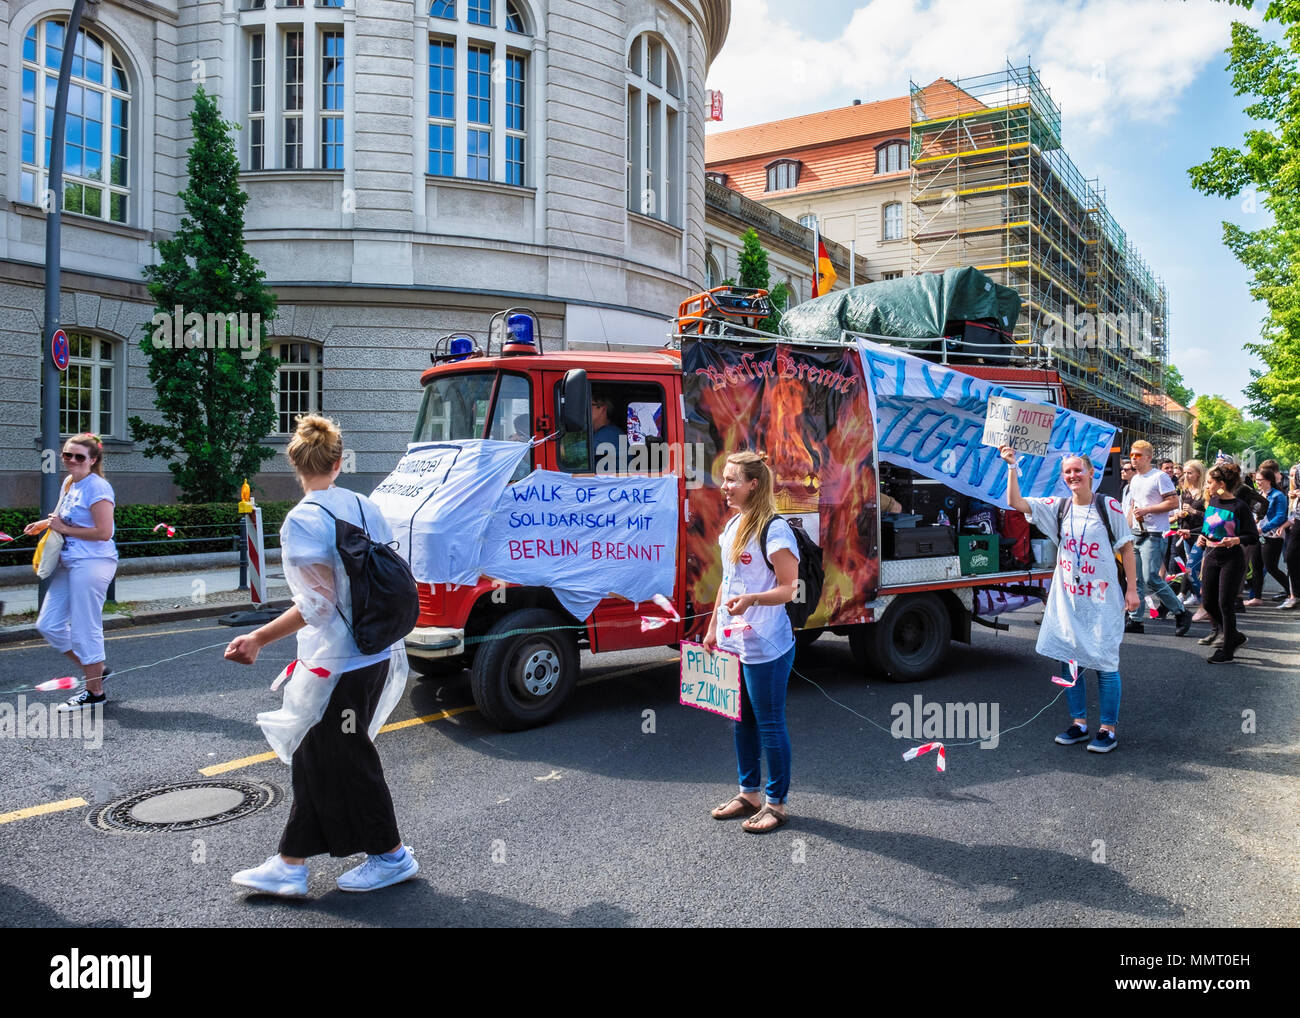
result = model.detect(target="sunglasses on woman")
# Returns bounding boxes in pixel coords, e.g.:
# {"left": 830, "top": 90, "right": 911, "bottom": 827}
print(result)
{"left": 61, "top": 451, "right": 88, "bottom": 462}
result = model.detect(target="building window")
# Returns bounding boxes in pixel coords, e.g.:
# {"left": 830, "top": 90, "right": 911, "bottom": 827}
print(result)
{"left": 883, "top": 201, "right": 904, "bottom": 241}
{"left": 798, "top": 214, "right": 817, "bottom": 229}
{"left": 320, "top": 31, "right": 344, "bottom": 169}
{"left": 627, "top": 32, "right": 683, "bottom": 226}
{"left": 876, "top": 141, "right": 909, "bottom": 175}
{"left": 705, "top": 172, "right": 728, "bottom": 187}
{"left": 428, "top": 1, "right": 532, "bottom": 186}
{"left": 59, "top": 333, "right": 118, "bottom": 437}
{"left": 765, "top": 159, "right": 800, "bottom": 192}
{"left": 705, "top": 252, "right": 721, "bottom": 289}
{"left": 20, "top": 20, "right": 131, "bottom": 224}
{"left": 240, "top": 7, "right": 348, "bottom": 171}
{"left": 881, "top": 270, "right": 903, "bottom": 280}
{"left": 275, "top": 341, "right": 324, "bottom": 434}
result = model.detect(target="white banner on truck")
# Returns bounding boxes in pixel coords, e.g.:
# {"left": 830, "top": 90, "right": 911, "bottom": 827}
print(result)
{"left": 854, "top": 338, "right": 1116, "bottom": 506}
{"left": 370, "top": 440, "right": 531, "bottom": 585}
{"left": 478, "top": 469, "right": 679, "bottom": 621}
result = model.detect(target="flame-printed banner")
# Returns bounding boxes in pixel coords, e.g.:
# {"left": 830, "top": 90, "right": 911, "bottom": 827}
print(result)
{"left": 684, "top": 338, "right": 880, "bottom": 633}
{"left": 854, "top": 337, "right": 1116, "bottom": 507}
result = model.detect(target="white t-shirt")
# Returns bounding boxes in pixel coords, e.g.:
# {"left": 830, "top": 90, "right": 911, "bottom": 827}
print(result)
{"left": 1127, "top": 468, "right": 1176, "bottom": 532}
{"left": 716, "top": 515, "right": 800, "bottom": 664}
{"left": 56, "top": 474, "right": 117, "bottom": 562}
{"left": 1028, "top": 496, "right": 1133, "bottom": 674}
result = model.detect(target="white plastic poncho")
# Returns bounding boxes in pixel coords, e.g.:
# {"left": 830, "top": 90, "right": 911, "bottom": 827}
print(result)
{"left": 1027, "top": 495, "right": 1133, "bottom": 674}
{"left": 256, "top": 487, "right": 409, "bottom": 763}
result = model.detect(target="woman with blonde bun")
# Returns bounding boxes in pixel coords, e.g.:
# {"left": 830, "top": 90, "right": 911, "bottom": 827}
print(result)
{"left": 225, "top": 415, "right": 416, "bottom": 897}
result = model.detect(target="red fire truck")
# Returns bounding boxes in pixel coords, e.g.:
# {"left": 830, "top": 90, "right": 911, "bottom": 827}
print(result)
{"left": 402, "top": 298, "right": 1062, "bottom": 730}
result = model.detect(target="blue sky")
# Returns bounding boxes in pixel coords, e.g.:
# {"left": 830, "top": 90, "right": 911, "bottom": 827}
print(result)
{"left": 706, "top": 0, "right": 1271, "bottom": 414}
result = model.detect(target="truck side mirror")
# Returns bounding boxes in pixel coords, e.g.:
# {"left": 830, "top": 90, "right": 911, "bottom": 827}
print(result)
{"left": 559, "top": 369, "right": 590, "bottom": 434}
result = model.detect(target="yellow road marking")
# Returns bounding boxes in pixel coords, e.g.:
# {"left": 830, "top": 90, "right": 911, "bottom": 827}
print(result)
{"left": 379, "top": 705, "right": 478, "bottom": 732}
{"left": 0, "top": 797, "right": 88, "bottom": 825}
{"left": 200, "top": 751, "right": 278, "bottom": 776}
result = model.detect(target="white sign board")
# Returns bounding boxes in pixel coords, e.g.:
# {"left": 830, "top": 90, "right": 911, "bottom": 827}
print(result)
{"left": 679, "top": 641, "right": 741, "bottom": 721}
{"left": 981, "top": 395, "right": 1054, "bottom": 458}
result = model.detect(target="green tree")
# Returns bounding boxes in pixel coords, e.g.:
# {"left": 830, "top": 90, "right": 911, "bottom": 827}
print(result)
{"left": 129, "top": 87, "right": 278, "bottom": 503}
{"left": 735, "top": 227, "right": 793, "bottom": 331}
{"left": 1165, "top": 363, "right": 1195, "bottom": 408}
{"left": 1188, "top": 1, "right": 1300, "bottom": 450}
{"left": 1193, "top": 394, "right": 1248, "bottom": 460}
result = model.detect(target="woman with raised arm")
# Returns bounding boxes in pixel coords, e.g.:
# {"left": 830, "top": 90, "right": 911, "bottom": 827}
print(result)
{"left": 1001, "top": 446, "right": 1138, "bottom": 753}
{"left": 703, "top": 451, "right": 800, "bottom": 833}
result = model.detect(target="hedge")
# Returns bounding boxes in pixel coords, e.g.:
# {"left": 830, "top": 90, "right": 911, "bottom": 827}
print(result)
{"left": 0, "top": 500, "right": 297, "bottom": 567}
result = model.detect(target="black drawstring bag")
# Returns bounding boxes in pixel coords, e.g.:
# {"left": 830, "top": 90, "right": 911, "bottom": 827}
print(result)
{"left": 308, "top": 495, "right": 419, "bottom": 655}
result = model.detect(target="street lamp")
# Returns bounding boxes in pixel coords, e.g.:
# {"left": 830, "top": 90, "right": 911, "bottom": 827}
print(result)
{"left": 39, "top": 0, "right": 91, "bottom": 605}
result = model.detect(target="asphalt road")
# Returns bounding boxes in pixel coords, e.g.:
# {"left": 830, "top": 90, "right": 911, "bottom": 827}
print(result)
{"left": 0, "top": 603, "right": 1296, "bottom": 929}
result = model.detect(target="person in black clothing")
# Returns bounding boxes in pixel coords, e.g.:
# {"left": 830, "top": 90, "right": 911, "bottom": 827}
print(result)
{"left": 1197, "top": 462, "right": 1260, "bottom": 663}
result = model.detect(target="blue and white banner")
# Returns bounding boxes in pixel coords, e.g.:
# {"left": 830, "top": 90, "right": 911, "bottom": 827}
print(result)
{"left": 855, "top": 338, "right": 1116, "bottom": 506}
{"left": 478, "top": 470, "right": 679, "bottom": 620}
{"left": 371, "top": 440, "right": 531, "bottom": 585}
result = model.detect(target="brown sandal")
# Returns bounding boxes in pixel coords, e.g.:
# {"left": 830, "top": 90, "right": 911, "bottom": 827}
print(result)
{"left": 711, "top": 795, "right": 760, "bottom": 820}
{"left": 742, "top": 804, "right": 789, "bottom": 834}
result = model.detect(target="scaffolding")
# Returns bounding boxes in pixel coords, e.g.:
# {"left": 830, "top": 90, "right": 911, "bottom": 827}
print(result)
{"left": 909, "top": 63, "right": 1180, "bottom": 452}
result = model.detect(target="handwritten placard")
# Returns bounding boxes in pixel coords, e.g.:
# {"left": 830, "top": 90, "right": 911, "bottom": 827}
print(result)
{"left": 981, "top": 395, "right": 1054, "bottom": 457}
{"left": 679, "top": 641, "right": 741, "bottom": 721}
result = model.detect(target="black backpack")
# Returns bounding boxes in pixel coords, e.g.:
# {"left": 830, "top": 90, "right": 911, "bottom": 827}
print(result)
{"left": 760, "top": 516, "right": 825, "bottom": 629}
{"left": 308, "top": 495, "right": 420, "bottom": 655}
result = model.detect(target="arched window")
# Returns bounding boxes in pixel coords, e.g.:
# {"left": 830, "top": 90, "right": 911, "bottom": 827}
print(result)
{"left": 428, "top": 1, "right": 534, "bottom": 186}
{"left": 275, "top": 340, "right": 324, "bottom": 434}
{"left": 20, "top": 21, "right": 131, "bottom": 223}
{"left": 705, "top": 251, "right": 721, "bottom": 289}
{"left": 798, "top": 213, "right": 817, "bottom": 229}
{"left": 50, "top": 332, "right": 121, "bottom": 437}
{"left": 883, "top": 201, "right": 904, "bottom": 241}
{"left": 626, "top": 32, "right": 683, "bottom": 226}
{"left": 765, "top": 159, "right": 800, "bottom": 192}
{"left": 875, "top": 141, "right": 909, "bottom": 175}
{"left": 239, "top": 2, "right": 348, "bottom": 170}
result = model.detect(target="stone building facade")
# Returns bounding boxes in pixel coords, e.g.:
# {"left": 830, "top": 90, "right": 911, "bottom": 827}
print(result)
{"left": 0, "top": 0, "right": 730, "bottom": 505}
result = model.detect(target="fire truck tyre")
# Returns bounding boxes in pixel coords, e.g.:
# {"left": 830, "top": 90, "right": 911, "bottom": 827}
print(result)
{"left": 864, "top": 594, "right": 950, "bottom": 682}
{"left": 470, "top": 609, "right": 578, "bottom": 731}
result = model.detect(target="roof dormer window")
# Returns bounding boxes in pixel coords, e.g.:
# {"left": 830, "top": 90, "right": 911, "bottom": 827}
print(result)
{"left": 766, "top": 159, "right": 800, "bottom": 192}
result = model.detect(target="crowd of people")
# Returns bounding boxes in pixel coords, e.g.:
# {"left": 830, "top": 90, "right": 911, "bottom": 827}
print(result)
{"left": 1117, "top": 446, "right": 1298, "bottom": 659}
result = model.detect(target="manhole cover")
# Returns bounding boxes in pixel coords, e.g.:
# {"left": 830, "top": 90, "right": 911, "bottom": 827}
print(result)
{"left": 88, "top": 779, "right": 281, "bottom": 834}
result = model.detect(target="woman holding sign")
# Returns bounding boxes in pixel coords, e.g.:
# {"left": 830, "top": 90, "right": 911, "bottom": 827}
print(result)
{"left": 704, "top": 451, "right": 800, "bottom": 833}
{"left": 1001, "top": 446, "right": 1138, "bottom": 753}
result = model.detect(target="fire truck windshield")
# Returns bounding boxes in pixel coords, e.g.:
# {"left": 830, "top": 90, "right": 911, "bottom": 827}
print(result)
{"left": 412, "top": 371, "right": 497, "bottom": 443}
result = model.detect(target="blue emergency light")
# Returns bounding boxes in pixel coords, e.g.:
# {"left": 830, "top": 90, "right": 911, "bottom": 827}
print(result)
{"left": 449, "top": 335, "right": 475, "bottom": 361}
{"left": 503, "top": 313, "right": 536, "bottom": 354}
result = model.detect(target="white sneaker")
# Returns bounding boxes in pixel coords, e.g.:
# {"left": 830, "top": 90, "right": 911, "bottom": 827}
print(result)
{"left": 337, "top": 847, "right": 419, "bottom": 892}
{"left": 1281, "top": 598, "right": 1299, "bottom": 610}
{"left": 231, "top": 854, "right": 309, "bottom": 897}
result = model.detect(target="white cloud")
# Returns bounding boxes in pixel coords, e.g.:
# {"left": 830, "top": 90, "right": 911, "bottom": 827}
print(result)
{"left": 707, "top": 0, "right": 1258, "bottom": 138}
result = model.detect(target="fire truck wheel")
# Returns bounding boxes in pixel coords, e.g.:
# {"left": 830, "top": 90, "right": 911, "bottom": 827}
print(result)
{"left": 470, "top": 609, "right": 578, "bottom": 731}
{"left": 852, "top": 593, "right": 950, "bottom": 682}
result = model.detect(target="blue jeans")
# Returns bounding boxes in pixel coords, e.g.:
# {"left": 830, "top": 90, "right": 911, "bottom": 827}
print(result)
{"left": 1062, "top": 661, "right": 1121, "bottom": 728}
{"left": 734, "top": 644, "right": 795, "bottom": 804}
{"left": 1130, "top": 535, "right": 1183, "bottom": 618}
{"left": 1186, "top": 541, "right": 1205, "bottom": 597}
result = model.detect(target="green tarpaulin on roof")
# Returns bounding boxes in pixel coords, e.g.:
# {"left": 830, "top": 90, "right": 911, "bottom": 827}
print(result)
{"left": 778, "top": 266, "right": 1022, "bottom": 342}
